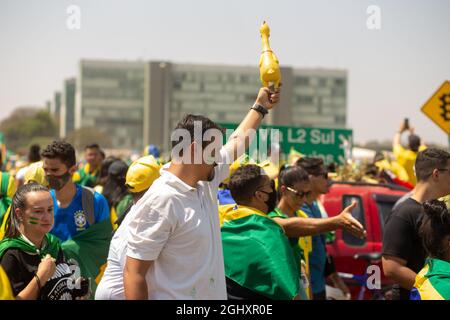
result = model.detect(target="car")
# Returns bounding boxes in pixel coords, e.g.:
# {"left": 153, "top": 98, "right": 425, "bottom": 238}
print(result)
{"left": 320, "top": 181, "right": 409, "bottom": 299}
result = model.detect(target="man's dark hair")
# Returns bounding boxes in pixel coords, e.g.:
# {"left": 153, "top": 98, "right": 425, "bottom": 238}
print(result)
{"left": 85, "top": 143, "right": 100, "bottom": 150}
{"left": 415, "top": 148, "right": 450, "bottom": 182}
{"left": 28, "top": 144, "right": 41, "bottom": 163}
{"left": 41, "top": 140, "right": 76, "bottom": 168}
{"left": 420, "top": 199, "right": 450, "bottom": 260}
{"left": 408, "top": 134, "right": 421, "bottom": 152}
{"left": 295, "top": 157, "right": 325, "bottom": 176}
{"left": 277, "top": 165, "right": 309, "bottom": 196}
{"left": 171, "top": 114, "right": 224, "bottom": 151}
{"left": 228, "top": 164, "right": 265, "bottom": 205}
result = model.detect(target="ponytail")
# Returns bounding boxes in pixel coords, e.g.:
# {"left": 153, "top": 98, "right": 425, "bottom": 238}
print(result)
{"left": 420, "top": 199, "right": 450, "bottom": 259}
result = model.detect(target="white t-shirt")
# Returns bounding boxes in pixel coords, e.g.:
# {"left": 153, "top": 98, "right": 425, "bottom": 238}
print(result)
{"left": 95, "top": 204, "right": 137, "bottom": 300}
{"left": 96, "top": 147, "right": 231, "bottom": 300}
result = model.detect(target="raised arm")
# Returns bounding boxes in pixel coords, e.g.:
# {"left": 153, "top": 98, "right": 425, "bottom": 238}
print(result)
{"left": 224, "top": 87, "right": 280, "bottom": 162}
{"left": 393, "top": 121, "right": 408, "bottom": 149}
{"left": 273, "top": 202, "right": 365, "bottom": 238}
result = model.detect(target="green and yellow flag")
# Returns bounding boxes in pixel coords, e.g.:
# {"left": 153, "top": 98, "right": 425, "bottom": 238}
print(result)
{"left": 61, "top": 218, "right": 112, "bottom": 295}
{"left": 411, "top": 258, "right": 450, "bottom": 300}
{"left": 220, "top": 204, "right": 305, "bottom": 300}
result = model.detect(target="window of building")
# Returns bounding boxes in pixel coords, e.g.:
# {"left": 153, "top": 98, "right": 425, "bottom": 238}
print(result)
{"left": 335, "top": 78, "right": 346, "bottom": 86}
{"left": 335, "top": 115, "right": 346, "bottom": 124}
{"left": 295, "top": 77, "right": 309, "bottom": 86}
{"left": 297, "top": 95, "right": 314, "bottom": 104}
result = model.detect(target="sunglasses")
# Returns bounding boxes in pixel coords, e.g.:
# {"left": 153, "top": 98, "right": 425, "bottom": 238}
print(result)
{"left": 286, "top": 186, "right": 311, "bottom": 198}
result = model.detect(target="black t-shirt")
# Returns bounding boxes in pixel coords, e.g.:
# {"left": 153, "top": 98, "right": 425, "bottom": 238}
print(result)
{"left": 382, "top": 197, "right": 426, "bottom": 300}
{"left": 0, "top": 248, "right": 76, "bottom": 300}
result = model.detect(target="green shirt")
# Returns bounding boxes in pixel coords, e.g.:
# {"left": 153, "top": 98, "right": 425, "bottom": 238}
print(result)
{"left": 268, "top": 208, "right": 305, "bottom": 264}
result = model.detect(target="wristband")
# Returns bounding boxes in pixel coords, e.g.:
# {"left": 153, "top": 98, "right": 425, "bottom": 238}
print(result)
{"left": 251, "top": 103, "right": 269, "bottom": 118}
{"left": 34, "top": 273, "right": 42, "bottom": 293}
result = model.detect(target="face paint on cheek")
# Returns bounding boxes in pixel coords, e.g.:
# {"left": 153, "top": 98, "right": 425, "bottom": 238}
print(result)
{"left": 28, "top": 215, "right": 42, "bottom": 225}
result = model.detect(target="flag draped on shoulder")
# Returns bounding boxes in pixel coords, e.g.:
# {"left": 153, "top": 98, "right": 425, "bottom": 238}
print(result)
{"left": 220, "top": 204, "right": 305, "bottom": 300}
{"left": 60, "top": 218, "right": 112, "bottom": 293}
{"left": 411, "top": 258, "right": 450, "bottom": 300}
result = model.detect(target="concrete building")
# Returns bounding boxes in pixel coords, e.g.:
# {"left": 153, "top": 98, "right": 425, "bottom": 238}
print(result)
{"left": 56, "top": 59, "right": 347, "bottom": 152}
{"left": 145, "top": 62, "right": 347, "bottom": 153}
{"left": 60, "top": 78, "right": 76, "bottom": 138}
{"left": 74, "top": 60, "right": 146, "bottom": 150}
{"left": 50, "top": 92, "right": 61, "bottom": 123}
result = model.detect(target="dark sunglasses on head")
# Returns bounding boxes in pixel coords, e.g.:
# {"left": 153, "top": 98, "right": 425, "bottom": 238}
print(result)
{"left": 286, "top": 186, "right": 311, "bottom": 198}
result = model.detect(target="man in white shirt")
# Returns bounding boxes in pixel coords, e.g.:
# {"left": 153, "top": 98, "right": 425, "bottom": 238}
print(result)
{"left": 123, "top": 87, "right": 280, "bottom": 300}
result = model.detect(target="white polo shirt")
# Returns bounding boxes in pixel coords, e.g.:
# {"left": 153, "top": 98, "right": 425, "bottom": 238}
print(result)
{"left": 116, "top": 147, "right": 230, "bottom": 300}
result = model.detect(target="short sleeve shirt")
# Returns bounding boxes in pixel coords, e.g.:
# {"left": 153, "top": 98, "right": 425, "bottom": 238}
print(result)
{"left": 50, "top": 184, "right": 110, "bottom": 241}
{"left": 382, "top": 197, "right": 426, "bottom": 300}
{"left": 0, "top": 247, "right": 75, "bottom": 300}
{"left": 125, "top": 147, "right": 231, "bottom": 299}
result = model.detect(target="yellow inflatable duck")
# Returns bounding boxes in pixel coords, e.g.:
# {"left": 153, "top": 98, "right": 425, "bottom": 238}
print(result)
{"left": 259, "top": 21, "right": 281, "bottom": 91}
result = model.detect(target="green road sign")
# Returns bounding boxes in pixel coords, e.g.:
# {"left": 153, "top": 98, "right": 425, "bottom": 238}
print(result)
{"left": 219, "top": 123, "right": 353, "bottom": 165}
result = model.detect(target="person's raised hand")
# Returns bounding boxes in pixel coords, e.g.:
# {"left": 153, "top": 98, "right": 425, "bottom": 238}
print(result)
{"left": 337, "top": 202, "right": 366, "bottom": 239}
{"left": 255, "top": 87, "right": 281, "bottom": 110}
{"left": 37, "top": 254, "right": 56, "bottom": 284}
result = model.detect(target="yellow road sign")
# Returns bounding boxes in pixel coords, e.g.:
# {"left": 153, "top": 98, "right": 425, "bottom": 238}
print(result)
{"left": 421, "top": 80, "right": 450, "bottom": 135}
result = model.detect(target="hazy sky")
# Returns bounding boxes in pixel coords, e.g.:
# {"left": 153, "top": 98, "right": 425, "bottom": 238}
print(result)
{"left": 1, "top": 0, "right": 449, "bottom": 145}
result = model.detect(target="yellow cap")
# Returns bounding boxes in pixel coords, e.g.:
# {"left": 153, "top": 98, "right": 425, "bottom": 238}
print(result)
{"left": 125, "top": 155, "right": 161, "bottom": 193}
{"left": 24, "top": 161, "right": 48, "bottom": 187}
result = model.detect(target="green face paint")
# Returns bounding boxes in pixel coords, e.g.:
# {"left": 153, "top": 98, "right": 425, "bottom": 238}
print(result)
{"left": 29, "top": 217, "right": 40, "bottom": 225}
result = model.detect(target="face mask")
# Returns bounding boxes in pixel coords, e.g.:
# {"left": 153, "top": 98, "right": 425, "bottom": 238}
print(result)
{"left": 259, "top": 189, "right": 278, "bottom": 213}
{"left": 47, "top": 171, "right": 72, "bottom": 191}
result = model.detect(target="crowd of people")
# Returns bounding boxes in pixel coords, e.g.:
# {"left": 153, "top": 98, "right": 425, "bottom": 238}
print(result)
{"left": 0, "top": 87, "right": 450, "bottom": 300}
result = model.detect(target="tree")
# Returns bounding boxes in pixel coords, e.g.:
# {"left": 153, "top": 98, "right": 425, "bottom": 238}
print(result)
{"left": 0, "top": 108, "right": 59, "bottom": 153}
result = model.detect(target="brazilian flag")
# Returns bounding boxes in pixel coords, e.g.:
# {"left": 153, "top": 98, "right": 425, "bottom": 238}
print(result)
{"left": 220, "top": 204, "right": 306, "bottom": 300}
{"left": 411, "top": 258, "right": 450, "bottom": 300}
{"left": 61, "top": 218, "right": 112, "bottom": 295}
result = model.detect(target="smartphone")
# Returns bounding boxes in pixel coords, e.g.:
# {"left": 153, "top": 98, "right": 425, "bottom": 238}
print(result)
{"left": 404, "top": 118, "right": 409, "bottom": 130}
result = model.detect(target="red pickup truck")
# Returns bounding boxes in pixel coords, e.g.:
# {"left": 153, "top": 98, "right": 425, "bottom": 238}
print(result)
{"left": 320, "top": 181, "right": 408, "bottom": 299}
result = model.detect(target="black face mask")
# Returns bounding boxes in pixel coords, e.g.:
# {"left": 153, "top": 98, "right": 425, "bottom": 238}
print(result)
{"left": 259, "top": 189, "right": 278, "bottom": 213}
{"left": 47, "top": 171, "right": 72, "bottom": 191}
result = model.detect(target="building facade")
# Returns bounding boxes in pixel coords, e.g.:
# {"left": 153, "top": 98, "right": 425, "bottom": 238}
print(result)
{"left": 56, "top": 59, "right": 347, "bottom": 153}
{"left": 74, "top": 60, "right": 146, "bottom": 150}
{"left": 60, "top": 78, "right": 76, "bottom": 138}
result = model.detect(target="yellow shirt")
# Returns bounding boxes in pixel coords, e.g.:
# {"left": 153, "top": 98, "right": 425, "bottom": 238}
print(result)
{"left": 375, "top": 159, "right": 409, "bottom": 182}
{"left": 393, "top": 145, "right": 426, "bottom": 186}
{"left": 0, "top": 171, "right": 17, "bottom": 198}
